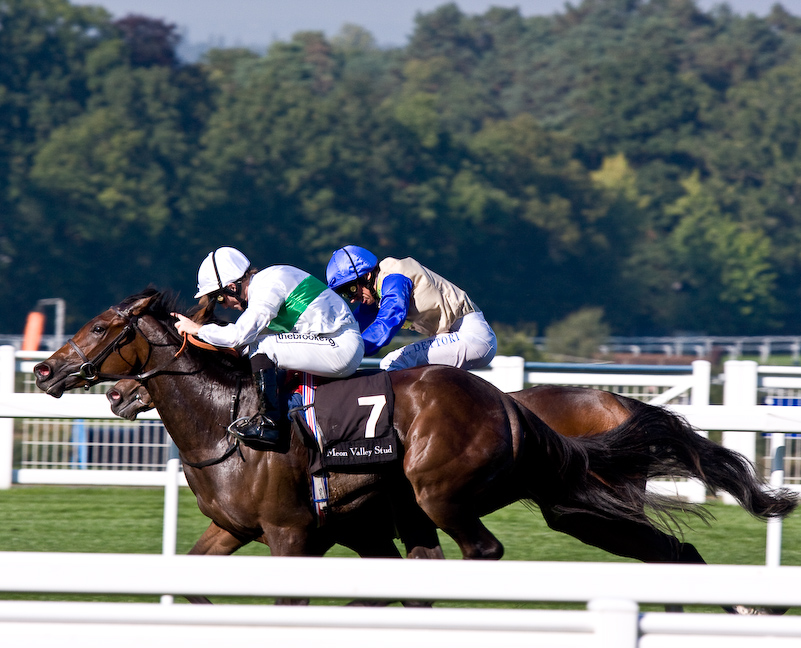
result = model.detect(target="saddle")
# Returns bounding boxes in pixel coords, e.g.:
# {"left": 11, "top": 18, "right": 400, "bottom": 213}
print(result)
{"left": 290, "top": 370, "right": 398, "bottom": 475}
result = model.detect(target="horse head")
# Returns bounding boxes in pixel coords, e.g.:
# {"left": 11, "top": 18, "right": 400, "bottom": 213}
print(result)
{"left": 106, "top": 379, "right": 155, "bottom": 421}
{"left": 34, "top": 289, "right": 175, "bottom": 398}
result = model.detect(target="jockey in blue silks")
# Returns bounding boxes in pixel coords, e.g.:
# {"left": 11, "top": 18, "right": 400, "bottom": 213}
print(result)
{"left": 325, "top": 245, "right": 496, "bottom": 371}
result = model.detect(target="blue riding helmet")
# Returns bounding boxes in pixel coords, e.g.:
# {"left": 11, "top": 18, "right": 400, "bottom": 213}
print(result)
{"left": 326, "top": 245, "right": 379, "bottom": 289}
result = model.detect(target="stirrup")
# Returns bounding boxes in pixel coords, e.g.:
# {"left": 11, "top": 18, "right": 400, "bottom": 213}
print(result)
{"left": 228, "top": 415, "right": 286, "bottom": 452}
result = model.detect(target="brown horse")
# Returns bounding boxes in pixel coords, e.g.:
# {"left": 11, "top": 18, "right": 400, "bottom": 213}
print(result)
{"left": 106, "top": 374, "right": 704, "bottom": 562}
{"left": 102, "top": 375, "right": 778, "bottom": 614}
{"left": 106, "top": 376, "right": 669, "bottom": 560}
{"left": 34, "top": 289, "right": 797, "bottom": 590}
{"left": 105, "top": 377, "right": 668, "bottom": 561}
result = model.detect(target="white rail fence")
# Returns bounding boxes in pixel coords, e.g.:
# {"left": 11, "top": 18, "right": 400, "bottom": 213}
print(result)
{"left": 3, "top": 348, "right": 801, "bottom": 644}
{"left": 1, "top": 553, "right": 801, "bottom": 648}
{"left": 3, "top": 347, "right": 801, "bottom": 564}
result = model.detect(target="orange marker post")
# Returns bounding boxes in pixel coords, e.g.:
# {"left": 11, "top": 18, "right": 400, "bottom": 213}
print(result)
{"left": 22, "top": 311, "right": 45, "bottom": 351}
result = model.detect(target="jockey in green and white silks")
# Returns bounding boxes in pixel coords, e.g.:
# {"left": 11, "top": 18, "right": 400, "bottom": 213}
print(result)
{"left": 176, "top": 247, "right": 364, "bottom": 451}
{"left": 197, "top": 262, "right": 363, "bottom": 378}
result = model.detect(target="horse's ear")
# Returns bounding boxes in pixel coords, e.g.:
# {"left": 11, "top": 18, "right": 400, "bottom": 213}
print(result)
{"left": 124, "top": 293, "right": 161, "bottom": 317}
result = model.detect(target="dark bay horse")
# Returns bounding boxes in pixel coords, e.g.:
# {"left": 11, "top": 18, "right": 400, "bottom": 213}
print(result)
{"left": 105, "top": 377, "right": 685, "bottom": 560}
{"left": 106, "top": 376, "right": 685, "bottom": 561}
{"left": 106, "top": 377, "right": 651, "bottom": 561}
{"left": 34, "top": 290, "right": 797, "bottom": 588}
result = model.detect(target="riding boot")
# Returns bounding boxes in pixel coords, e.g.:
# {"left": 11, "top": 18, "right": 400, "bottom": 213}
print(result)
{"left": 229, "top": 359, "right": 288, "bottom": 451}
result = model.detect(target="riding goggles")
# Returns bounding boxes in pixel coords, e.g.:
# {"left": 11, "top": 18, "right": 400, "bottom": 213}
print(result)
{"left": 337, "top": 280, "right": 360, "bottom": 301}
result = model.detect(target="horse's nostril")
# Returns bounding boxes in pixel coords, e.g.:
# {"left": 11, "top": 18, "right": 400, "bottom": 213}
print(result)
{"left": 108, "top": 390, "right": 121, "bottom": 401}
{"left": 34, "top": 363, "right": 50, "bottom": 378}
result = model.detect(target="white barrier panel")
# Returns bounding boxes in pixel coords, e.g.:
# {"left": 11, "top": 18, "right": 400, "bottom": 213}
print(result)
{"left": 0, "top": 602, "right": 599, "bottom": 648}
{"left": 669, "top": 404, "right": 801, "bottom": 433}
{"left": 3, "top": 553, "right": 799, "bottom": 605}
{"left": 12, "top": 467, "right": 188, "bottom": 487}
{"left": 1, "top": 554, "right": 801, "bottom": 648}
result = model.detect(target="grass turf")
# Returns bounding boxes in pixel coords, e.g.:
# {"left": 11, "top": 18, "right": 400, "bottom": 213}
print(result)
{"left": 0, "top": 485, "right": 798, "bottom": 610}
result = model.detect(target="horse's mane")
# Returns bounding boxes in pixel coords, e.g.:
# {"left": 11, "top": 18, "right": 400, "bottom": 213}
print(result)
{"left": 119, "top": 286, "right": 180, "bottom": 323}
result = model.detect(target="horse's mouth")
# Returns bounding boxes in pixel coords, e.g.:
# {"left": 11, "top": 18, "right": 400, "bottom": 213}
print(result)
{"left": 107, "top": 390, "right": 137, "bottom": 420}
{"left": 34, "top": 362, "right": 81, "bottom": 398}
{"left": 113, "top": 404, "right": 141, "bottom": 421}
{"left": 106, "top": 388, "right": 153, "bottom": 420}
{"left": 40, "top": 379, "right": 68, "bottom": 398}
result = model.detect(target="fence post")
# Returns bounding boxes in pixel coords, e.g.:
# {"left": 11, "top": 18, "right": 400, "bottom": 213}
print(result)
{"left": 766, "top": 433, "right": 786, "bottom": 567}
{"left": 721, "top": 360, "right": 758, "bottom": 505}
{"left": 685, "top": 360, "right": 712, "bottom": 503}
{"left": 0, "top": 346, "right": 13, "bottom": 489}
{"left": 588, "top": 598, "right": 639, "bottom": 648}
{"left": 160, "top": 440, "right": 181, "bottom": 605}
{"left": 690, "top": 360, "right": 710, "bottom": 406}
{"left": 475, "top": 355, "right": 524, "bottom": 392}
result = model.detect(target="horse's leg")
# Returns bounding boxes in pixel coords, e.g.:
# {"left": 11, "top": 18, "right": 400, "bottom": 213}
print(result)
{"left": 340, "top": 530, "right": 407, "bottom": 608}
{"left": 183, "top": 521, "right": 247, "bottom": 604}
{"left": 398, "top": 416, "right": 507, "bottom": 558}
{"left": 333, "top": 493, "right": 438, "bottom": 607}
{"left": 188, "top": 520, "right": 247, "bottom": 556}
{"left": 541, "top": 509, "right": 698, "bottom": 613}
{"left": 401, "top": 461, "right": 502, "bottom": 559}
{"left": 421, "top": 504, "right": 504, "bottom": 560}
{"left": 388, "top": 483, "right": 443, "bottom": 606}
{"left": 540, "top": 508, "right": 780, "bottom": 614}
{"left": 389, "top": 475, "right": 445, "bottom": 561}
{"left": 541, "top": 509, "right": 703, "bottom": 563}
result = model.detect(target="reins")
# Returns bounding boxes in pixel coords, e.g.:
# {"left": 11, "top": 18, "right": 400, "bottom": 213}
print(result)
{"left": 180, "top": 374, "right": 246, "bottom": 469}
{"left": 179, "top": 440, "right": 243, "bottom": 469}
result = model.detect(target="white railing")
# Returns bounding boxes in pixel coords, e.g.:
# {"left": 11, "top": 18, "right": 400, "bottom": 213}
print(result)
{"left": 0, "top": 350, "right": 712, "bottom": 491}
{"left": 4, "top": 347, "right": 801, "bottom": 564}
{"left": 0, "top": 553, "right": 800, "bottom": 647}
{"left": 522, "top": 359, "right": 711, "bottom": 405}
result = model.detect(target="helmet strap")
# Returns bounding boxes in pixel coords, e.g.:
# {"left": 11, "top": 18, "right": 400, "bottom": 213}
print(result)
{"left": 210, "top": 249, "right": 250, "bottom": 308}
{"left": 221, "top": 279, "right": 248, "bottom": 309}
{"left": 340, "top": 246, "right": 379, "bottom": 299}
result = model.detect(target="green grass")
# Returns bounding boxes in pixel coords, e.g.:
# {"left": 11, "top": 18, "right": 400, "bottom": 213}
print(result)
{"left": 1, "top": 485, "right": 799, "bottom": 611}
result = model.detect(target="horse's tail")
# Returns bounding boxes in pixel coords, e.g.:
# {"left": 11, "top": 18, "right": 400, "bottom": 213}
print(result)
{"left": 625, "top": 402, "right": 797, "bottom": 519}
{"left": 515, "top": 400, "right": 798, "bottom": 528}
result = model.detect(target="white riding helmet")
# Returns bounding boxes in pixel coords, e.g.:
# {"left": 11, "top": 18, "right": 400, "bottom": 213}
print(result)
{"left": 194, "top": 247, "right": 252, "bottom": 298}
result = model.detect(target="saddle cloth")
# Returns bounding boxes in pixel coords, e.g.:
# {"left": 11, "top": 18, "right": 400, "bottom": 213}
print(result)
{"left": 291, "top": 370, "right": 398, "bottom": 475}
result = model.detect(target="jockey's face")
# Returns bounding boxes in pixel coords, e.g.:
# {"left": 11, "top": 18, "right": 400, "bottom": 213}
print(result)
{"left": 219, "top": 282, "right": 248, "bottom": 311}
{"left": 354, "top": 283, "right": 375, "bottom": 306}
{"left": 338, "top": 273, "right": 375, "bottom": 306}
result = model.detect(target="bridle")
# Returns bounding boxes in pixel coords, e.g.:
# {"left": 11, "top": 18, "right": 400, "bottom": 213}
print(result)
{"left": 63, "top": 304, "right": 246, "bottom": 469}
{"left": 66, "top": 308, "right": 186, "bottom": 385}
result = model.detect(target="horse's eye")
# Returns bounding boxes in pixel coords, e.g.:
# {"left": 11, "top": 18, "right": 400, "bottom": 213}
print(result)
{"left": 92, "top": 325, "right": 105, "bottom": 335}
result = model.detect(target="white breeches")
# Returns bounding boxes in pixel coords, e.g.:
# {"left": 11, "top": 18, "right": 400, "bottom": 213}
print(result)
{"left": 379, "top": 311, "right": 497, "bottom": 371}
{"left": 251, "top": 321, "right": 364, "bottom": 378}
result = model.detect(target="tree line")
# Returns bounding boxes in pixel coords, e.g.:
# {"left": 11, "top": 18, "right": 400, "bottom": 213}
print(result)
{"left": 3, "top": 0, "right": 801, "bottom": 338}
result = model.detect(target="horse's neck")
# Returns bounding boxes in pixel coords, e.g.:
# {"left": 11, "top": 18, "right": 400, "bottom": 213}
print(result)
{"left": 140, "top": 328, "right": 245, "bottom": 453}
